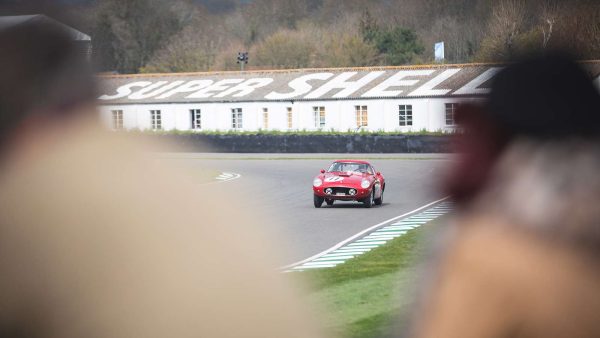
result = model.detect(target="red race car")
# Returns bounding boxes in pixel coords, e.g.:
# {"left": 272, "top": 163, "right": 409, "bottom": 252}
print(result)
{"left": 312, "top": 160, "right": 385, "bottom": 208}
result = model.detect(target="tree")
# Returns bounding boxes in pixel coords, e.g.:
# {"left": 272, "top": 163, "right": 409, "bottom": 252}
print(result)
{"left": 142, "top": 7, "right": 235, "bottom": 73}
{"left": 421, "top": 15, "right": 482, "bottom": 63}
{"left": 324, "top": 33, "right": 379, "bottom": 67}
{"left": 142, "top": 27, "right": 217, "bottom": 73}
{"left": 359, "top": 8, "right": 379, "bottom": 43}
{"left": 319, "top": 0, "right": 381, "bottom": 21}
{"left": 252, "top": 30, "right": 317, "bottom": 69}
{"left": 539, "top": 0, "right": 559, "bottom": 49}
{"left": 77, "top": 0, "right": 598, "bottom": 73}
{"left": 476, "top": 0, "right": 527, "bottom": 61}
{"left": 375, "top": 27, "right": 425, "bottom": 65}
{"left": 359, "top": 8, "right": 425, "bottom": 65}
{"left": 240, "top": 0, "right": 313, "bottom": 44}
{"left": 91, "top": 0, "right": 190, "bottom": 73}
{"left": 548, "top": 0, "right": 600, "bottom": 60}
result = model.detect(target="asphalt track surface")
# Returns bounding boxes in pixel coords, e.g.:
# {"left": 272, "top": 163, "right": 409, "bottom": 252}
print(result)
{"left": 162, "top": 153, "right": 453, "bottom": 266}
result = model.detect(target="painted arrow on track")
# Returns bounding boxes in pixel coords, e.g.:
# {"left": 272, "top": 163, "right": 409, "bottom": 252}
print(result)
{"left": 214, "top": 172, "right": 241, "bottom": 183}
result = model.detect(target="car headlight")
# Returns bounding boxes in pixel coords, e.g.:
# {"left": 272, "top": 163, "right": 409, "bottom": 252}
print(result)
{"left": 313, "top": 178, "right": 323, "bottom": 187}
{"left": 361, "top": 179, "right": 370, "bottom": 189}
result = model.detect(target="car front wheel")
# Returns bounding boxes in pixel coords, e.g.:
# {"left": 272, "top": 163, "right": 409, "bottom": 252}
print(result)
{"left": 374, "top": 188, "right": 383, "bottom": 206}
{"left": 314, "top": 194, "right": 324, "bottom": 208}
{"left": 363, "top": 189, "right": 374, "bottom": 208}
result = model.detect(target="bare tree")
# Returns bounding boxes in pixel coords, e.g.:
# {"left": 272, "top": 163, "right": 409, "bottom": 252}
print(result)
{"left": 323, "top": 33, "right": 379, "bottom": 67}
{"left": 561, "top": 0, "right": 600, "bottom": 59}
{"left": 240, "top": 0, "right": 313, "bottom": 43}
{"left": 476, "top": 0, "right": 528, "bottom": 61}
{"left": 421, "top": 15, "right": 482, "bottom": 63}
{"left": 142, "top": 8, "right": 232, "bottom": 73}
{"left": 251, "top": 29, "right": 317, "bottom": 69}
{"left": 539, "top": 0, "right": 559, "bottom": 49}
{"left": 494, "top": 0, "right": 526, "bottom": 56}
{"left": 91, "top": 0, "right": 192, "bottom": 73}
{"left": 80, "top": 0, "right": 598, "bottom": 72}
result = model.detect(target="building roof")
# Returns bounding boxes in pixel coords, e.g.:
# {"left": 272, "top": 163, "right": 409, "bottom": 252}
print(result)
{"left": 0, "top": 14, "right": 91, "bottom": 41}
{"left": 98, "top": 62, "right": 600, "bottom": 105}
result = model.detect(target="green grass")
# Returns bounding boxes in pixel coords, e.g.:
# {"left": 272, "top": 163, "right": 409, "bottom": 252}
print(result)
{"left": 292, "top": 222, "right": 437, "bottom": 338}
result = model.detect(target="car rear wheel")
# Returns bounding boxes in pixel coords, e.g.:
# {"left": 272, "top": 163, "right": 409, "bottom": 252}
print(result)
{"left": 374, "top": 188, "right": 383, "bottom": 206}
{"left": 325, "top": 199, "right": 334, "bottom": 206}
{"left": 314, "top": 194, "right": 324, "bottom": 208}
{"left": 363, "top": 189, "right": 374, "bottom": 208}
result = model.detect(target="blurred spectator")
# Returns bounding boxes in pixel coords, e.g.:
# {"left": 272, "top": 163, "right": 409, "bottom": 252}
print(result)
{"left": 0, "top": 15, "right": 95, "bottom": 159}
{"left": 407, "top": 53, "right": 600, "bottom": 338}
{"left": 0, "top": 17, "right": 322, "bottom": 338}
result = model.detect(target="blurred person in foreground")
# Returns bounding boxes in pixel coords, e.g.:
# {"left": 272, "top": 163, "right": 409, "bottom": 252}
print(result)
{"left": 405, "top": 53, "right": 600, "bottom": 338}
{"left": 0, "top": 18, "right": 322, "bottom": 338}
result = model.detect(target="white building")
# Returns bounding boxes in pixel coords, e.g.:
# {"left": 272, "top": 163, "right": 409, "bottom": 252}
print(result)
{"left": 98, "top": 62, "right": 600, "bottom": 132}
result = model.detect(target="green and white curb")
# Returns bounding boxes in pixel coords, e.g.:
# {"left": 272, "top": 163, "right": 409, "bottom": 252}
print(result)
{"left": 284, "top": 199, "right": 452, "bottom": 271}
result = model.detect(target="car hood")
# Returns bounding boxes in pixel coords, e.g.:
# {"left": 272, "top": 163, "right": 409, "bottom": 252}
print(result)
{"left": 320, "top": 171, "right": 371, "bottom": 185}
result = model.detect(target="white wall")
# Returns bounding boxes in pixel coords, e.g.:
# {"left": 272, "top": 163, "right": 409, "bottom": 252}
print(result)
{"left": 99, "top": 97, "right": 482, "bottom": 132}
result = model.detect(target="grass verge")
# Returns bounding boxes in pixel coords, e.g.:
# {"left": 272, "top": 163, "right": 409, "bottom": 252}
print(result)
{"left": 291, "top": 221, "right": 438, "bottom": 338}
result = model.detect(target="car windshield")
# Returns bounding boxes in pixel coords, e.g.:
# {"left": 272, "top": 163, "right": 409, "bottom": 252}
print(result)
{"left": 327, "top": 162, "right": 372, "bottom": 174}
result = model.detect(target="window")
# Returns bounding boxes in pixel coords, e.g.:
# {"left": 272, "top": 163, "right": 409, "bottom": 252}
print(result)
{"left": 150, "top": 110, "right": 161, "bottom": 130}
{"left": 111, "top": 110, "right": 123, "bottom": 130}
{"left": 399, "top": 105, "right": 413, "bottom": 126}
{"left": 355, "top": 105, "right": 368, "bottom": 127}
{"left": 287, "top": 107, "right": 293, "bottom": 129}
{"left": 313, "top": 106, "right": 326, "bottom": 128}
{"left": 445, "top": 103, "right": 457, "bottom": 125}
{"left": 190, "top": 109, "right": 201, "bottom": 130}
{"left": 231, "top": 108, "right": 243, "bottom": 129}
{"left": 262, "top": 108, "right": 268, "bottom": 129}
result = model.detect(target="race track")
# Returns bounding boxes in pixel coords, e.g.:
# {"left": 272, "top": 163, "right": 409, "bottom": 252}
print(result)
{"left": 163, "top": 153, "right": 452, "bottom": 266}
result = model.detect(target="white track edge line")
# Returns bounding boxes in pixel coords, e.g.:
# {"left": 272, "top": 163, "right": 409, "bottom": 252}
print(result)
{"left": 281, "top": 196, "right": 449, "bottom": 270}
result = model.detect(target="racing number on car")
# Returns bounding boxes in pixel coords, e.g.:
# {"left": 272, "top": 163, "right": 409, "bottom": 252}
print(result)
{"left": 324, "top": 176, "right": 344, "bottom": 183}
